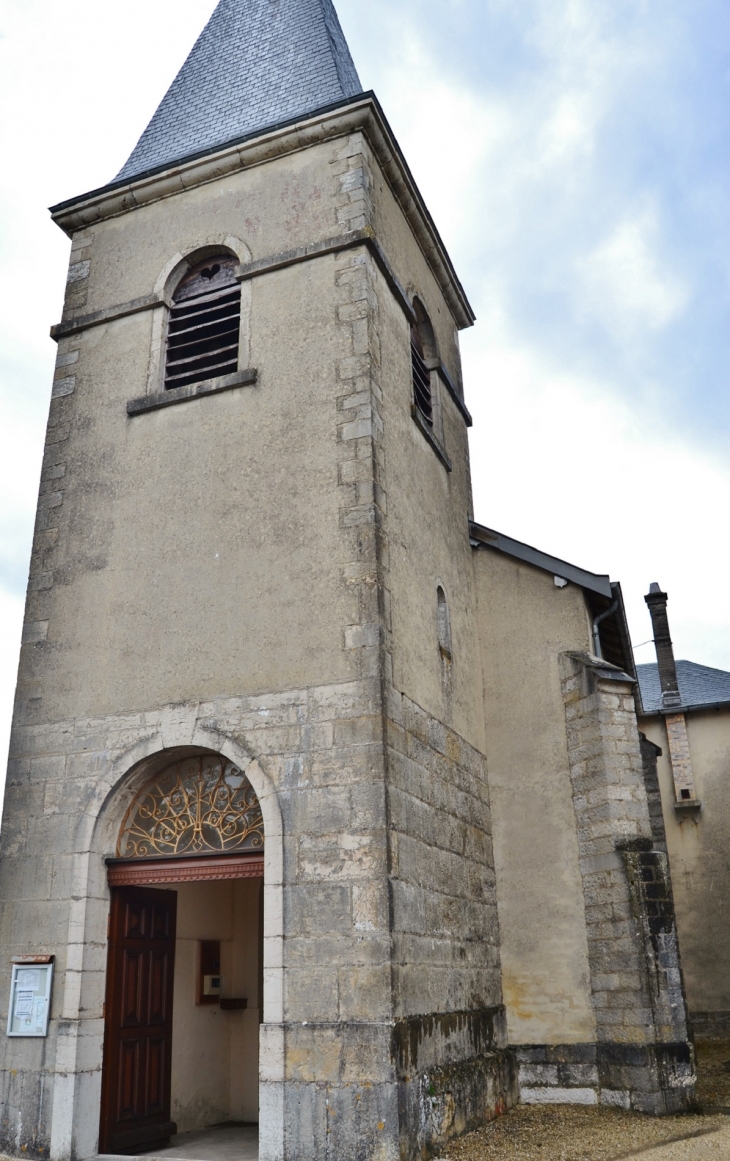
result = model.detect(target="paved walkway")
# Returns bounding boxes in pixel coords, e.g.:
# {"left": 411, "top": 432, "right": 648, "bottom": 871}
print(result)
{"left": 619, "top": 1121, "right": 730, "bottom": 1158}
{"left": 140, "top": 1123, "right": 258, "bottom": 1161}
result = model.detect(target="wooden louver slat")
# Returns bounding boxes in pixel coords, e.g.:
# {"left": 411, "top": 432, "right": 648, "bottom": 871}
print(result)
{"left": 411, "top": 338, "right": 433, "bottom": 426}
{"left": 165, "top": 257, "right": 241, "bottom": 391}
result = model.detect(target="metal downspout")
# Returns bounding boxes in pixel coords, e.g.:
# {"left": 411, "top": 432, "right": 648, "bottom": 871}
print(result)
{"left": 592, "top": 600, "right": 619, "bottom": 659}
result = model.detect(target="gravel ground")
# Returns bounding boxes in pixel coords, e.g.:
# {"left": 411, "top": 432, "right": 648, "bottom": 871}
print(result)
{"left": 440, "top": 1041, "right": 730, "bottom": 1161}
{"left": 695, "top": 1039, "right": 730, "bottom": 1111}
{"left": 440, "top": 1106, "right": 728, "bottom": 1161}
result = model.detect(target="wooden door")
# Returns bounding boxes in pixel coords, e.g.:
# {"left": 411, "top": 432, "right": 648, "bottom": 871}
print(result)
{"left": 99, "top": 886, "right": 178, "bottom": 1155}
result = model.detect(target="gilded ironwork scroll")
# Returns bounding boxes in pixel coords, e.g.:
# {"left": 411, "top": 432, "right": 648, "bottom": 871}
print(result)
{"left": 118, "top": 756, "right": 264, "bottom": 858}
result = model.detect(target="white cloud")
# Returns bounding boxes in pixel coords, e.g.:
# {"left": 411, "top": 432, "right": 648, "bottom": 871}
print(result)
{"left": 540, "top": 91, "right": 597, "bottom": 163}
{"left": 577, "top": 202, "right": 690, "bottom": 334}
{"left": 464, "top": 314, "right": 730, "bottom": 669}
{"left": 372, "top": 33, "right": 510, "bottom": 252}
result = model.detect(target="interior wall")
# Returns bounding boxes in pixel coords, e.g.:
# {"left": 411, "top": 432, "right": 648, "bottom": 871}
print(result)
{"left": 170, "top": 879, "right": 262, "bottom": 1133}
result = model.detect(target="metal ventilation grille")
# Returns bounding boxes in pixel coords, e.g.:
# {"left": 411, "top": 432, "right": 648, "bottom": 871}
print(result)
{"left": 411, "top": 335, "right": 433, "bottom": 426}
{"left": 165, "top": 256, "right": 241, "bottom": 391}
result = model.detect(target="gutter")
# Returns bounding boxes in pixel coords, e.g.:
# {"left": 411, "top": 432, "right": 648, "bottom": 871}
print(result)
{"left": 592, "top": 600, "right": 619, "bottom": 660}
{"left": 638, "top": 700, "right": 730, "bottom": 718}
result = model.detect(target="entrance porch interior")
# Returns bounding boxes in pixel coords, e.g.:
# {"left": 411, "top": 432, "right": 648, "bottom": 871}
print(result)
{"left": 103, "top": 875, "right": 262, "bottom": 1160}
{"left": 166, "top": 878, "right": 262, "bottom": 1136}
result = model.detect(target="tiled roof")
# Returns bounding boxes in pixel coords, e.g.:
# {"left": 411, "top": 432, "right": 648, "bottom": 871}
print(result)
{"left": 116, "top": 0, "right": 362, "bottom": 183}
{"left": 637, "top": 660, "right": 730, "bottom": 714}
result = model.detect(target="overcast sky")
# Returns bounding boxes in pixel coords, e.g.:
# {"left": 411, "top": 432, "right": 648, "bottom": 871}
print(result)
{"left": 1, "top": 0, "right": 729, "bottom": 782}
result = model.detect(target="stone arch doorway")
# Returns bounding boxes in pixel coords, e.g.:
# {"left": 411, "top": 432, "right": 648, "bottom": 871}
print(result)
{"left": 99, "top": 751, "right": 265, "bottom": 1158}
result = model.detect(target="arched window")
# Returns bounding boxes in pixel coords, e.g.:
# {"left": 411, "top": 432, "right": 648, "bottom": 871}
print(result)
{"left": 164, "top": 254, "right": 241, "bottom": 391}
{"left": 437, "top": 585, "right": 452, "bottom": 661}
{"left": 411, "top": 299, "right": 437, "bottom": 427}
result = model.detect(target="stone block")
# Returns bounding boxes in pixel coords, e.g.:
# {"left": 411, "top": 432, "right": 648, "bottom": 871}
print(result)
{"left": 521, "top": 1086, "right": 597, "bottom": 1105}
{"left": 283, "top": 1023, "right": 341, "bottom": 1081}
{"left": 519, "top": 1063, "right": 559, "bottom": 1086}
{"left": 298, "top": 832, "right": 382, "bottom": 881}
{"left": 340, "top": 1025, "right": 394, "bottom": 1085}
{"left": 333, "top": 713, "right": 382, "bottom": 746}
{"left": 349, "top": 781, "right": 387, "bottom": 828}
{"left": 21, "top": 621, "right": 49, "bottom": 645}
{"left": 514, "top": 1045, "right": 548, "bottom": 1063}
{"left": 338, "top": 964, "right": 391, "bottom": 1021}
{"left": 352, "top": 881, "right": 389, "bottom": 933}
{"left": 284, "top": 785, "right": 351, "bottom": 834}
{"left": 67, "top": 260, "right": 90, "bottom": 284}
{"left": 285, "top": 883, "right": 351, "bottom": 935}
{"left": 559, "top": 1063, "right": 600, "bottom": 1086}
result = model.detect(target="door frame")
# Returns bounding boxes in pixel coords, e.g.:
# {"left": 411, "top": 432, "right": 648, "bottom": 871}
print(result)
{"left": 106, "top": 852, "right": 265, "bottom": 887}
{"left": 100, "top": 852, "right": 265, "bottom": 1152}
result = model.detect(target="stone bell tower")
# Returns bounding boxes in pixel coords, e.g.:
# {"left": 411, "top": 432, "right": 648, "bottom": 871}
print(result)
{"left": 0, "top": 2, "right": 515, "bottom": 1160}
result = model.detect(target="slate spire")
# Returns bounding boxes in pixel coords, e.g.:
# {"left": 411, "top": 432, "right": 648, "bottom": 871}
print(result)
{"left": 116, "top": 0, "right": 362, "bottom": 183}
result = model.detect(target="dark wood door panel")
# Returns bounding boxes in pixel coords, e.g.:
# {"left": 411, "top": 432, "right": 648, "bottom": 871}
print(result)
{"left": 124, "top": 899, "right": 148, "bottom": 938}
{"left": 100, "top": 886, "right": 177, "bottom": 1154}
{"left": 148, "top": 950, "right": 169, "bottom": 1024}
{"left": 145, "top": 1036, "right": 166, "bottom": 1115}
{"left": 121, "top": 949, "right": 144, "bottom": 1025}
{"left": 151, "top": 904, "right": 170, "bottom": 939}
{"left": 117, "top": 1038, "right": 141, "bottom": 1120}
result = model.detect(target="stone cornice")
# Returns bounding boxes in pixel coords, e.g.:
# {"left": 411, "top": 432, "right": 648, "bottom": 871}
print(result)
{"left": 49, "top": 94, "right": 475, "bottom": 330}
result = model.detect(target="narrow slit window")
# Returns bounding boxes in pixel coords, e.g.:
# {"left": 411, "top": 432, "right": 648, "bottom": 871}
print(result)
{"left": 165, "top": 255, "right": 241, "bottom": 391}
{"left": 411, "top": 323, "right": 433, "bottom": 426}
{"left": 437, "top": 586, "right": 452, "bottom": 660}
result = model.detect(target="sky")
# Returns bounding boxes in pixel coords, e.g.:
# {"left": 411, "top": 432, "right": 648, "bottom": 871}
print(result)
{"left": 1, "top": 0, "right": 730, "bottom": 784}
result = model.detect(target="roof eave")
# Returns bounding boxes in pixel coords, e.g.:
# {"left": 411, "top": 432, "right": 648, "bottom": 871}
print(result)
{"left": 469, "top": 521, "right": 614, "bottom": 600}
{"left": 639, "top": 699, "right": 730, "bottom": 718}
{"left": 49, "top": 93, "right": 476, "bottom": 330}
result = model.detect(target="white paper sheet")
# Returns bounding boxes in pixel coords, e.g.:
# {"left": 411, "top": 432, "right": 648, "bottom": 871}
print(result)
{"left": 16, "top": 970, "right": 41, "bottom": 991}
{"left": 15, "top": 990, "right": 34, "bottom": 1018}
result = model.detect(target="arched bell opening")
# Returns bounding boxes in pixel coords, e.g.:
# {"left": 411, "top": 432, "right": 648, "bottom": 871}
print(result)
{"left": 99, "top": 750, "right": 265, "bottom": 1159}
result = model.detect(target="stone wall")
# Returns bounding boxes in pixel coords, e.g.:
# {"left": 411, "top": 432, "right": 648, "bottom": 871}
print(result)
{"left": 0, "top": 683, "right": 387, "bottom": 1160}
{"left": 558, "top": 652, "right": 695, "bottom": 1114}
{"left": 0, "top": 674, "right": 513, "bottom": 1161}
{"left": 640, "top": 707, "right": 730, "bottom": 1036}
{"left": 473, "top": 553, "right": 598, "bottom": 1049}
{"left": 386, "top": 688, "right": 516, "bottom": 1157}
{"left": 639, "top": 733, "right": 668, "bottom": 854}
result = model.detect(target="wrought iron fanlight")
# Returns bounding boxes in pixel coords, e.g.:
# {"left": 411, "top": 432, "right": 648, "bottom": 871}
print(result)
{"left": 117, "top": 755, "right": 264, "bottom": 858}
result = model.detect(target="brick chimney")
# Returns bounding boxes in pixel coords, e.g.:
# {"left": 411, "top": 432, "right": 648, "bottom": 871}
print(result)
{"left": 644, "top": 583, "right": 699, "bottom": 807}
{"left": 644, "top": 583, "right": 681, "bottom": 710}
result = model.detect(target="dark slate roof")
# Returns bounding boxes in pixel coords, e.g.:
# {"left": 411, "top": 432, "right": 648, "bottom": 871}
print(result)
{"left": 116, "top": 0, "right": 362, "bottom": 183}
{"left": 637, "top": 660, "right": 730, "bottom": 714}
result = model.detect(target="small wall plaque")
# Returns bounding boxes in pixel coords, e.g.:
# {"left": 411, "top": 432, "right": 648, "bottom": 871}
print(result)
{"left": 7, "top": 959, "right": 54, "bottom": 1038}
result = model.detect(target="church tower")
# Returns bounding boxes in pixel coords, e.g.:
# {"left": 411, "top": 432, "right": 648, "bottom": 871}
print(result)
{"left": 0, "top": 2, "right": 516, "bottom": 1159}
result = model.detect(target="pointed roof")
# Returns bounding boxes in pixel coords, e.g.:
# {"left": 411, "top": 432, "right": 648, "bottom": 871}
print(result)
{"left": 116, "top": 0, "right": 362, "bottom": 183}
